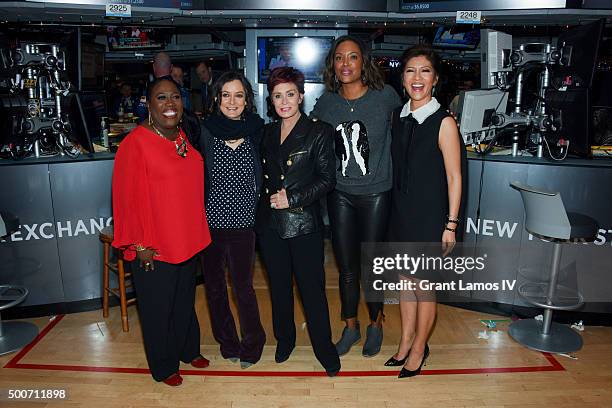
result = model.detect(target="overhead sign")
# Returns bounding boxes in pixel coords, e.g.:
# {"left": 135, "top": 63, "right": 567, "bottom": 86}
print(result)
{"left": 106, "top": 3, "right": 131, "bottom": 17}
{"left": 456, "top": 10, "right": 481, "bottom": 24}
{"left": 400, "top": 0, "right": 580, "bottom": 13}
{"left": 26, "top": 0, "right": 193, "bottom": 9}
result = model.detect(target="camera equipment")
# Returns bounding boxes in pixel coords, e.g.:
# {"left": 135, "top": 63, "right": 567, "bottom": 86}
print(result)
{"left": 0, "top": 42, "right": 89, "bottom": 159}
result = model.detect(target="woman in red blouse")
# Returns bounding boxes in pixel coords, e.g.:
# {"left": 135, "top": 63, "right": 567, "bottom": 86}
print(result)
{"left": 112, "top": 78, "right": 211, "bottom": 386}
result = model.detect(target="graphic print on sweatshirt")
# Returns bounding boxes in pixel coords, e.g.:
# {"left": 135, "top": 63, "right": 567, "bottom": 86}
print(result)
{"left": 335, "top": 120, "right": 370, "bottom": 177}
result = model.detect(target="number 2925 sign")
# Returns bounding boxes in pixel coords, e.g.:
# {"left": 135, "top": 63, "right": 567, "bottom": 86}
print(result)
{"left": 106, "top": 4, "right": 132, "bottom": 18}
{"left": 456, "top": 10, "right": 481, "bottom": 24}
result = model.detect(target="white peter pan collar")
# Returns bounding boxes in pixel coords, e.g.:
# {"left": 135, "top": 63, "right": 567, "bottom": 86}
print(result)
{"left": 399, "top": 97, "right": 441, "bottom": 124}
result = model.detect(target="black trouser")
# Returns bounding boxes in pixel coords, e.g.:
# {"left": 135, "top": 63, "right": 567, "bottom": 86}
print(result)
{"left": 258, "top": 228, "right": 340, "bottom": 371}
{"left": 132, "top": 256, "right": 201, "bottom": 382}
{"left": 201, "top": 228, "right": 266, "bottom": 363}
{"left": 327, "top": 189, "right": 390, "bottom": 321}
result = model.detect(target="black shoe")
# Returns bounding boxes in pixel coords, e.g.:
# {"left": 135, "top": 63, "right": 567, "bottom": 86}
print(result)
{"left": 398, "top": 344, "right": 429, "bottom": 378}
{"left": 274, "top": 345, "right": 294, "bottom": 363}
{"left": 326, "top": 365, "right": 341, "bottom": 377}
{"left": 384, "top": 352, "right": 409, "bottom": 367}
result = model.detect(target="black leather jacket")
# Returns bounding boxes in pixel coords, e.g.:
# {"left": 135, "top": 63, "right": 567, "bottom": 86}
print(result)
{"left": 256, "top": 115, "right": 335, "bottom": 239}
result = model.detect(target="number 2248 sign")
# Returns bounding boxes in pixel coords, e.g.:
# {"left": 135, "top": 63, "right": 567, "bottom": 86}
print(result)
{"left": 456, "top": 10, "right": 481, "bottom": 25}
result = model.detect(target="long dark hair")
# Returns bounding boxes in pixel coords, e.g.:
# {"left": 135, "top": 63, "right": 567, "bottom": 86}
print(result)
{"left": 323, "top": 35, "right": 385, "bottom": 93}
{"left": 207, "top": 70, "right": 257, "bottom": 116}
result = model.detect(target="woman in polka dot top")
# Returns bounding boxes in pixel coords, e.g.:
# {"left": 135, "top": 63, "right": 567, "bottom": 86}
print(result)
{"left": 197, "top": 71, "right": 266, "bottom": 369}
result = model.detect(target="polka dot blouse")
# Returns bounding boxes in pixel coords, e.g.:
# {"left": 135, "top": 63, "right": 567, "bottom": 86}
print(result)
{"left": 206, "top": 137, "right": 257, "bottom": 229}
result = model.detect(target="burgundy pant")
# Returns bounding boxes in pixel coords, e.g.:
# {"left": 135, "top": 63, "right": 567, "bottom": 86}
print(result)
{"left": 201, "top": 228, "right": 266, "bottom": 363}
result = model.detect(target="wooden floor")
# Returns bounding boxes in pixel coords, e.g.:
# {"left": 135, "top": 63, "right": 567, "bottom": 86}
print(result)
{"left": 2, "top": 242, "right": 612, "bottom": 407}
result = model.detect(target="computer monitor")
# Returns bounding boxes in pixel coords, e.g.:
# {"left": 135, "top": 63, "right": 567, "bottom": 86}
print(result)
{"left": 457, "top": 89, "right": 509, "bottom": 141}
{"left": 554, "top": 19, "right": 605, "bottom": 88}
{"left": 432, "top": 27, "right": 480, "bottom": 50}
{"left": 63, "top": 92, "right": 95, "bottom": 154}
{"left": 80, "top": 91, "right": 107, "bottom": 144}
{"left": 545, "top": 88, "right": 591, "bottom": 158}
{"left": 257, "top": 36, "right": 333, "bottom": 83}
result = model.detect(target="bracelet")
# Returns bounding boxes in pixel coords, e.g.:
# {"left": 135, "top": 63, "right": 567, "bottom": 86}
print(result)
{"left": 135, "top": 244, "right": 147, "bottom": 252}
{"left": 446, "top": 215, "right": 460, "bottom": 224}
{"left": 444, "top": 226, "right": 456, "bottom": 232}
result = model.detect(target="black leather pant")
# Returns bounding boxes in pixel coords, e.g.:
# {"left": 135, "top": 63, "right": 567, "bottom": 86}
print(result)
{"left": 327, "top": 189, "right": 390, "bottom": 322}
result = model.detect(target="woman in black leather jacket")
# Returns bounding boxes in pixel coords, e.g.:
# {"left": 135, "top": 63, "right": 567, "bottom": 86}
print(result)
{"left": 256, "top": 67, "right": 340, "bottom": 376}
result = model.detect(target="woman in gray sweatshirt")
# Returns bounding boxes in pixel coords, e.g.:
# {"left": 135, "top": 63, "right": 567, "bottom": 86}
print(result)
{"left": 311, "top": 35, "right": 401, "bottom": 358}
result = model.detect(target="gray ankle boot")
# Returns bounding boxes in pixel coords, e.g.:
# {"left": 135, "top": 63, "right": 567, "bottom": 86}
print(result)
{"left": 335, "top": 322, "right": 361, "bottom": 356}
{"left": 362, "top": 325, "right": 383, "bottom": 357}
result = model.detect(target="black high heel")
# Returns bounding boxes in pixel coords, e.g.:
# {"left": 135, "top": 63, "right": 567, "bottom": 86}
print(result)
{"left": 398, "top": 344, "right": 429, "bottom": 378}
{"left": 384, "top": 351, "right": 409, "bottom": 367}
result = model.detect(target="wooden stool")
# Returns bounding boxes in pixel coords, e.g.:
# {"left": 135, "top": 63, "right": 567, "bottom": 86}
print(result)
{"left": 100, "top": 226, "right": 135, "bottom": 332}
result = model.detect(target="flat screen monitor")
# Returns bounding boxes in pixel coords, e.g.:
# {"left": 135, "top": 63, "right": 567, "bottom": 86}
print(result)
{"left": 457, "top": 89, "right": 508, "bottom": 137}
{"left": 554, "top": 19, "right": 605, "bottom": 88}
{"left": 545, "top": 88, "right": 591, "bottom": 158}
{"left": 63, "top": 92, "right": 95, "bottom": 154}
{"left": 106, "top": 26, "right": 171, "bottom": 51}
{"left": 432, "top": 27, "right": 480, "bottom": 50}
{"left": 257, "top": 36, "right": 334, "bottom": 83}
{"left": 80, "top": 92, "right": 107, "bottom": 144}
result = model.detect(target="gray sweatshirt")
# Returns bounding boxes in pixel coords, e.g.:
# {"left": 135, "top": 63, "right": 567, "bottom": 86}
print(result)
{"left": 311, "top": 85, "right": 401, "bottom": 195}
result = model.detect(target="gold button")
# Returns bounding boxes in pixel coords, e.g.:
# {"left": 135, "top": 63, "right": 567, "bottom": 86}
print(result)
{"left": 286, "top": 159, "right": 292, "bottom": 166}
{"left": 280, "top": 175, "right": 285, "bottom": 180}
{"left": 264, "top": 174, "right": 269, "bottom": 179}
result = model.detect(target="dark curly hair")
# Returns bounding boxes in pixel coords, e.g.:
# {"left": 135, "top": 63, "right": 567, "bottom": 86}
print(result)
{"left": 323, "top": 35, "right": 385, "bottom": 93}
{"left": 208, "top": 70, "right": 257, "bottom": 115}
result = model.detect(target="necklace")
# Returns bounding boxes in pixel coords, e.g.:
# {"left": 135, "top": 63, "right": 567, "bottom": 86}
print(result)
{"left": 150, "top": 123, "right": 188, "bottom": 158}
{"left": 343, "top": 97, "right": 357, "bottom": 113}
{"left": 340, "top": 87, "right": 367, "bottom": 113}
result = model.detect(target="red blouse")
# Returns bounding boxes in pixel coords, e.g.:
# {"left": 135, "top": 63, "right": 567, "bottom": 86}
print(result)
{"left": 112, "top": 125, "right": 211, "bottom": 263}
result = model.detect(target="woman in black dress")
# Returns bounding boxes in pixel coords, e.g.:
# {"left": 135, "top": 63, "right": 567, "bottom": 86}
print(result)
{"left": 385, "top": 45, "right": 466, "bottom": 378}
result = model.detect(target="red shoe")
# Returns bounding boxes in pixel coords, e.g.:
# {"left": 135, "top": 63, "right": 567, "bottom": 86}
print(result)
{"left": 190, "top": 355, "right": 210, "bottom": 369}
{"left": 162, "top": 373, "right": 183, "bottom": 386}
